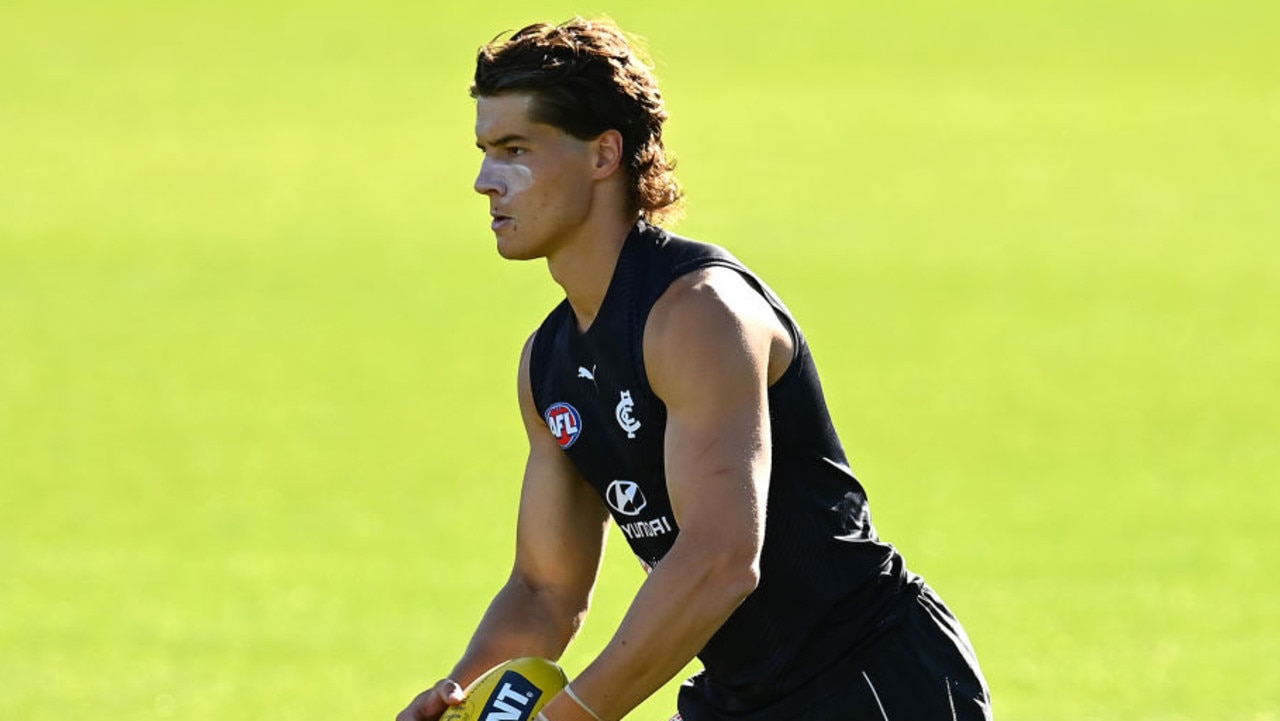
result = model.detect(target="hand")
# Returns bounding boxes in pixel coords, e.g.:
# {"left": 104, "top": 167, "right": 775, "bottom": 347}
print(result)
{"left": 396, "top": 678, "right": 465, "bottom": 721}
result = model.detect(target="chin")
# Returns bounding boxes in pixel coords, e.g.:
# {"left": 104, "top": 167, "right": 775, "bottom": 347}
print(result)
{"left": 495, "top": 237, "right": 544, "bottom": 261}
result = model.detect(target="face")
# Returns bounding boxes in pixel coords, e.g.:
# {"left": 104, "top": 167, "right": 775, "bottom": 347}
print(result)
{"left": 474, "top": 93, "right": 597, "bottom": 261}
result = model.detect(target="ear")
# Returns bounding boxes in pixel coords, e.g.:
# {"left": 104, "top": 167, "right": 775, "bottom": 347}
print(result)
{"left": 590, "top": 129, "right": 625, "bottom": 180}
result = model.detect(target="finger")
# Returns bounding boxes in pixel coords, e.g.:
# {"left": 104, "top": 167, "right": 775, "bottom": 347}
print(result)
{"left": 397, "top": 689, "right": 443, "bottom": 721}
{"left": 439, "top": 679, "right": 465, "bottom": 706}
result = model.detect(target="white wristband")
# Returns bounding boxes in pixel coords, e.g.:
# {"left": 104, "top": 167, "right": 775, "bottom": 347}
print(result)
{"left": 564, "top": 683, "right": 606, "bottom": 721}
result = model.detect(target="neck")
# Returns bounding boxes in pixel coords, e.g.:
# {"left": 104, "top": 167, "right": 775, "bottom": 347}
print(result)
{"left": 546, "top": 212, "right": 638, "bottom": 332}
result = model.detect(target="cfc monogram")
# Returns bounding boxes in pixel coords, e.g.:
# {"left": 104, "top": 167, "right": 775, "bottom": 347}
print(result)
{"left": 616, "top": 390, "right": 641, "bottom": 438}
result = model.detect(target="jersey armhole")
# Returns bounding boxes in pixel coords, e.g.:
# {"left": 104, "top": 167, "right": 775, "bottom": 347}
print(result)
{"left": 527, "top": 328, "right": 546, "bottom": 413}
{"left": 528, "top": 301, "right": 572, "bottom": 413}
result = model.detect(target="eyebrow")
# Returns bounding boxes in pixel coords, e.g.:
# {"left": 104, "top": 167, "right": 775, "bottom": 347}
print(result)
{"left": 476, "top": 133, "right": 530, "bottom": 150}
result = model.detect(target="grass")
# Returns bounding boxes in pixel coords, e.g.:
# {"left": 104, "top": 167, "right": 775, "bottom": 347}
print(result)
{"left": 2, "top": 0, "right": 1277, "bottom": 719}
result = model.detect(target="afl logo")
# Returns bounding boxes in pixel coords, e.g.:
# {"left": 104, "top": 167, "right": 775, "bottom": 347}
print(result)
{"left": 606, "top": 480, "right": 648, "bottom": 517}
{"left": 545, "top": 402, "right": 582, "bottom": 449}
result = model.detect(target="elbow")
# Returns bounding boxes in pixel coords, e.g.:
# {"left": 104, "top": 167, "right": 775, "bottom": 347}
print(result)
{"left": 701, "top": 539, "right": 762, "bottom": 605}
{"left": 507, "top": 571, "right": 594, "bottom": 645}
{"left": 567, "top": 601, "right": 591, "bottom": 637}
{"left": 722, "top": 561, "right": 761, "bottom": 606}
{"left": 673, "top": 513, "right": 765, "bottom": 606}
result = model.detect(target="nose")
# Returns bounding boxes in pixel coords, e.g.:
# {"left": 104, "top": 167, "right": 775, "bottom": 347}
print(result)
{"left": 474, "top": 157, "right": 505, "bottom": 197}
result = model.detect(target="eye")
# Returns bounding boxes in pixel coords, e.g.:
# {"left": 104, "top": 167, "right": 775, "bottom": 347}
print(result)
{"left": 506, "top": 146, "right": 527, "bottom": 157}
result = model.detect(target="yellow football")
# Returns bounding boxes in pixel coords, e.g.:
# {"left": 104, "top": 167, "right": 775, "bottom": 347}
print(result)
{"left": 440, "top": 657, "right": 569, "bottom": 721}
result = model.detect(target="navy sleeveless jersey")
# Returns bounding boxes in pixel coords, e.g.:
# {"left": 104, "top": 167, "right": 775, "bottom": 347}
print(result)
{"left": 528, "top": 222, "right": 919, "bottom": 714}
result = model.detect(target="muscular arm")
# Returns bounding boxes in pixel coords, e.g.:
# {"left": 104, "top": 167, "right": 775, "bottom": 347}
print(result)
{"left": 540, "top": 267, "right": 794, "bottom": 721}
{"left": 399, "top": 335, "right": 610, "bottom": 721}
{"left": 452, "top": 334, "right": 612, "bottom": 682}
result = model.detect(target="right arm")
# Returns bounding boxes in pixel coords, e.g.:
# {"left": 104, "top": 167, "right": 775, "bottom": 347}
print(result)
{"left": 397, "top": 334, "right": 611, "bottom": 721}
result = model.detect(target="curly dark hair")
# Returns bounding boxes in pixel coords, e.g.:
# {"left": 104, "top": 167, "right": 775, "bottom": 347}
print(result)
{"left": 471, "top": 18, "right": 684, "bottom": 224}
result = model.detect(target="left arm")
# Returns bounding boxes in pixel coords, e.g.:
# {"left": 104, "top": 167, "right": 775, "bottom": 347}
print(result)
{"left": 539, "top": 267, "right": 793, "bottom": 721}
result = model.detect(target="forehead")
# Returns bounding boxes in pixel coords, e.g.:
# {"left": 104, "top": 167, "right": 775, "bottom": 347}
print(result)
{"left": 474, "top": 93, "right": 584, "bottom": 151}
{"left": 475, "top": 93, "right": 539, "bottom": 140}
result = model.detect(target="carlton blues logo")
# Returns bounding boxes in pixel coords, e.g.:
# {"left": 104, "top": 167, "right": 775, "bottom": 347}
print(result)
{"left": 544, "top": 402, "right": 583, "bottom": 449}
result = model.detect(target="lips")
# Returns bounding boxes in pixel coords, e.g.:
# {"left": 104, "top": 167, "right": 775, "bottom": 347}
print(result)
{"left": 490, "top": 211, "right": 513, "bottom": 231}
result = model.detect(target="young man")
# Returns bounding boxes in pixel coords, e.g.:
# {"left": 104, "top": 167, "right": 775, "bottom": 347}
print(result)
{"left": 398, "top": 18, "right": 992, "bottom": 721}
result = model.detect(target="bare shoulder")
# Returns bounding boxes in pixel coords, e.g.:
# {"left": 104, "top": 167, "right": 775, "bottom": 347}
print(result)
{"left": 516, "top": 330, "right": 545, "bottom": 432}
{"left": 517, "top": 329, "right": 537, "bottom": 381}
{"left": 644, "top": 266, "right": 793, "bottom": 399}
{"left": 648, "top": 266, "right": 776, "bottom": 333}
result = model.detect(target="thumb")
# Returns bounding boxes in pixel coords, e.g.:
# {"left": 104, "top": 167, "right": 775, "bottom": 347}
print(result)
{"left": 441, "top": 679, "right": 465, "bottom": 705}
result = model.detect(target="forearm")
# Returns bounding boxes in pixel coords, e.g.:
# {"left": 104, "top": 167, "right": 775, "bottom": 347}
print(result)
{"left": 451, "top": 572, "right": 589, "bottom": 686}
{"left": 548, "top": 533, "right": 758, "bottom": 721}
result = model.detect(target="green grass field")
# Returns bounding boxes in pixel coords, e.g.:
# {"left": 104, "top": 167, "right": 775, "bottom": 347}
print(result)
{"left": 2, "top": 0, "right": 1277, "bottom": 718}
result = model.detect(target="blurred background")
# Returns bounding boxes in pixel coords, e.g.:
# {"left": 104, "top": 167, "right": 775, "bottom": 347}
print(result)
{"left": 1, "top": 0, "right": 1277, "bottom": 718}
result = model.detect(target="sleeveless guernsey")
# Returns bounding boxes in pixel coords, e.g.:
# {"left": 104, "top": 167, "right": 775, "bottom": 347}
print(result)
{"left": 528, "top": 221, "right": 919, "bottom": 714}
